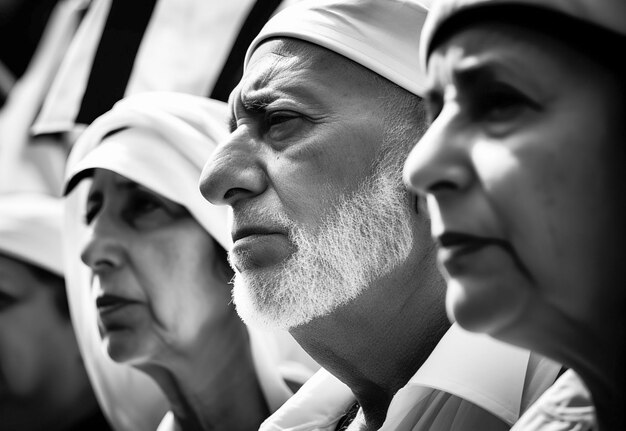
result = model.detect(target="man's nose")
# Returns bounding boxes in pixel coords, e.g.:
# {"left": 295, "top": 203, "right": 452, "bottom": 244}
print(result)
{"left": 199, "top": 128, "right": 268, "bottom": 207}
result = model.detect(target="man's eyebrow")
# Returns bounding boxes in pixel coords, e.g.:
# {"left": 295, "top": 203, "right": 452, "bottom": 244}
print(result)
{"left": 229, "top": 92, "right": 277, "bottom": 132}
{"left": 242, "top": 93, "right": 274, "bottom": 111}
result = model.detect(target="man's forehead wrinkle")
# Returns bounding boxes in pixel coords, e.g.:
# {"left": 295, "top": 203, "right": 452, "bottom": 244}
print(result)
{"left": 246, "top": 46, "right": 305, "bottom": 88}
{"left": 239, "top": 55, "right": 313, "bottom": 111}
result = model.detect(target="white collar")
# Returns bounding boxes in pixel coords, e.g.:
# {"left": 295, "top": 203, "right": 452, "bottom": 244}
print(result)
{"left": 382, "top": 324, "right": 532, "bottom": 428}
{"left": 261, "top": 324, "right": 560, "bottom": 430}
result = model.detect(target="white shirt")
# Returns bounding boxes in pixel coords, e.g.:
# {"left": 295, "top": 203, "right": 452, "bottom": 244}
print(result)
{"left": 261, "top": 324, "right": 561, "bottom": 431}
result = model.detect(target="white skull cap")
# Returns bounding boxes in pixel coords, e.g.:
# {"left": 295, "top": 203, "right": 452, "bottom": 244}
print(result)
{"left": 244, "top": 0, "right": 432, "bottom": 97}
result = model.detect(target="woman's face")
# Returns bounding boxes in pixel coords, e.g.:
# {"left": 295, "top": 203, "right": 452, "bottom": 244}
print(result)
{"left": 404, "top": 24, "right": 625, "bottom": 345}
{"left": 80, "top": 170, "right": 233, "bottom": 364}
{"left": 0, "top": 255, "right": 84, "bottom": 430}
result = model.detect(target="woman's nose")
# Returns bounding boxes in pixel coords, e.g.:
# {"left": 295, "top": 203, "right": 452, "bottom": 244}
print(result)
{"left": 199, "top": 128, "right": 268, "bottom": 207}
{"left": 80, "top": 211, "right": 124, "bottom": 275}
{"left": 403, "top": 109, "right": 473, "bottom": 198}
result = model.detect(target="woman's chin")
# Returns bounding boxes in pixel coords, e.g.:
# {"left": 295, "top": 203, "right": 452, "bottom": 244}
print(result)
{"left": 446, "top": 277, "right": 528, "bottom": 336}
{"left": 102, "top": 331, "right": 146, "bottom": 364}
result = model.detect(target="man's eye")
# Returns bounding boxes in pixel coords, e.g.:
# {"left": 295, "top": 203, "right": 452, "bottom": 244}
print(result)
{"left": 264, "top": 111, "right": 304, "bottom": 138}
{"left": 265, "top": 111, "right": 299, "bottom": 128}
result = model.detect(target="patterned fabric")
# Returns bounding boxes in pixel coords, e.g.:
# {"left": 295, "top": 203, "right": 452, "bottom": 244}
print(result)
{"left": 334, "top": 402, "right": 360, "bottom": 431}
{"left": 511, "top": 370, "right": 597, "bottom": 431}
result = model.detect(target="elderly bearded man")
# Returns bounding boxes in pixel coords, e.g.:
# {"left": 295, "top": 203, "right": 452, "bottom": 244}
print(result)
{"left": 200, "top": 1, "right": 562, "bottom": 430}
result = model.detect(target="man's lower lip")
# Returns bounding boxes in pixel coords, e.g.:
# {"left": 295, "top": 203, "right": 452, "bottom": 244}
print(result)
{"left": 231, "top": 233, "right": 293, "bottom": 270}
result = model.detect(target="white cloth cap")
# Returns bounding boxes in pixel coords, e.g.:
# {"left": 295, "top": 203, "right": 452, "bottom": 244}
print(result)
{"left": 420, "top": 0, "right": 626, "bottom": 67}
{"left": 0, "top": 193, "right": 64, "bottom": 276}
{"left": 244, "top": 0, "right": 431, "bottom": 97}
{"left": 65, "top": 91, "right": 232, "bottom": 249}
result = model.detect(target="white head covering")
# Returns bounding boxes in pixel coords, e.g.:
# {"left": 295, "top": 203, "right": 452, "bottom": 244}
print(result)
{"left": 0, "top": 193, "right": 64, "bottom": 276}
{"left": 244, "top": 0, "right": 431, "bottom": 97}
{"left": 63, "top": 92, "right": 318, "bottom": 431}
{"left": 65, "top": 91, "right": 231, "bottom": 249}
{"left": 420, "top": 0, "right": 626, "bottom": 68}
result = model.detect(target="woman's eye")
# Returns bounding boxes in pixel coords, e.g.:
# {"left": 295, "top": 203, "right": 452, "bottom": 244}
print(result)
{"left": 425, "top": 93, "right": 444, "bottom": 125}
{"left": 130, "top": 195, "right": 161, "bottom": 215}
{"left": 84, "top": 195, "right": 102, "bottom": 225}
{"left": 0, "top": 290, "right": 17, "bottom": 312}
{"left": 123, "top": 191, "right": 188, "bottom": 229}
{"left": 474, "top": 85, "right": 537, "bottom": 123}
{"left": 124, "top": 194, "right": 165, "bottom": 225}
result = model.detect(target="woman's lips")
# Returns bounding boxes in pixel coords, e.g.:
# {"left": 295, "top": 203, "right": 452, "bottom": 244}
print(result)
{"left": 438, "top": 231, "right": 500, "bottom": 254}
{"left": 95, "top": 294, "right": 138, "bottom": 315}
{"left": 436, "top": 232, "right": 510, "bottom": 275}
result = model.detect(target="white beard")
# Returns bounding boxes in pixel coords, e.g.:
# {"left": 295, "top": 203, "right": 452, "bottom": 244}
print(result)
{"left": 231, "top": 148, "right": 413, "bottom": 330}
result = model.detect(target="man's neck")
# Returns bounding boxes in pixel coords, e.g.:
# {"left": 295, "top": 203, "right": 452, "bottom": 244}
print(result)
{"left": 290, "top": 253, "right": 450, "bottom": 429}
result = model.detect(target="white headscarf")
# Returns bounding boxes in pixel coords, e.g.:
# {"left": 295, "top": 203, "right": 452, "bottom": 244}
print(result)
{"left": 244, "top": 0, "right": 431, "bottom": 97}
{"left": 420, "top": 0, "right": 626, "bottom": 68}
{"left": 64, "top": 92, "right": 318, "bottom": 431}
{"left": 65, "top": 91, "right": 231, "bottom": 248}
{"left": 0, "top": 193, "right": 64, "bottom": 276}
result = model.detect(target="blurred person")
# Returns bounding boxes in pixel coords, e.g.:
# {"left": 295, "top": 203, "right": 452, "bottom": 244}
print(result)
{"left": 0, "top": 193, "right": 110, "bottom": 431}
{"left": 64, "top": 92, "right": 318, "bottom": 431}
{"left": 404, "top": 0, "right": 626, "bottom": 429}
{"left": 199, "top": 1, "right": 562, "bottom": 429}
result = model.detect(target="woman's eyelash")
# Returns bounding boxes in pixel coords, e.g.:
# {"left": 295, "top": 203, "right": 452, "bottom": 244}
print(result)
{"left": 84, "top": 196, "right": 102, "bottom": 224}
{"left": 0, "top": 291, "right": 17, "bottom": 310}
{"left": 84, "top": 208, "right": 97, "bottom": 224}
{"left": 472, "top": 85, "right": 538, "bottom": 120}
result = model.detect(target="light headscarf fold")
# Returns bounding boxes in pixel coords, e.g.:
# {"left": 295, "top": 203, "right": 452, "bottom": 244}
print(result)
{"left": 0, "top": 193, "right": 64, "bottom": 276}
{"left": 244, "top": 0, "right": 431, "bottom": 97}
{"left": 63, "top": 92, "right": 318, "bottom": 431}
